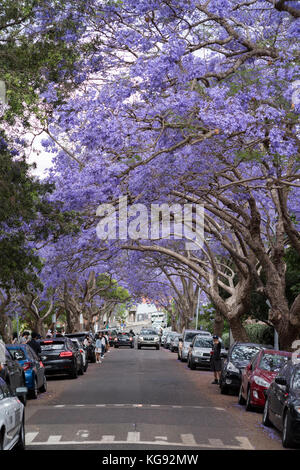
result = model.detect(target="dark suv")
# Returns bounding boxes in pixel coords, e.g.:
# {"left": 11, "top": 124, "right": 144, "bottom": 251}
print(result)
{"left": 220, "top": 342, "right": 266, "bottom": 395}
{"left": 40, "top": 337, "right": 82, "bottom": 379}
{"left": 0, "top": 347, "right": 27, "bottom": 405}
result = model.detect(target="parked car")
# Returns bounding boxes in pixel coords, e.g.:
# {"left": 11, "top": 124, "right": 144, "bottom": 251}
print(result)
{"left": 170, "top": 334, "right": 182, "bottom": 353}
{"left": 0, "top": 377, "right": 26, "bottom": 450}
{"left": 178, "top": 329, "right": 212, "bottom": 362}
{"left": 0, "top": 347, "right": 27, "bottom": 406}
{"left": 187, "top": 335, "right": 227, "bottom": 370}
{"left": 263, "top": 361, "right": 300, "bottom": 448}
{"left": 219, "top": 342, "right": 266, "bottom": 395}
{"left": 7, "top": 344, "right": 47, "bottom": 399}
{"left": 137, "top": 329, "right": 160, "bottom": 350}
{"left": 65, "top": 332, "right": 96, "bottom": 363}
{"left": 238, "top": 349, "right": 291, "bottom": 411}
{"left": 69, "top": 338, "right": 87, "bottom": 374}
{"left": 39, "top": 337, "right": 82, "bottom": 379}
{"left": 114, "top": 332, "right": 134, "bottom": 348}
{"left": 165, "top": 332, "right": 178, "bottom": 350}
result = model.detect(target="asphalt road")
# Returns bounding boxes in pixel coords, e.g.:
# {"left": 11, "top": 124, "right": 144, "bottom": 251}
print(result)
{"left": 24, "top": 344, "right": 285, "bottom": 450}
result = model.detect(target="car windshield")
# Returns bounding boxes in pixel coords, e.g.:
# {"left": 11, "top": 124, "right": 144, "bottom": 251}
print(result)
{"left": 7, "top": 348, "right": 26, "bottom": 360}
{"left": 231, "top": 345, "right": 261, "bottom": 362}
{"left": 184, "top": 332, "right": 200, "bottom": 342}
{"left": 140, "top": 330, "right": 156, "bottom": 335}
{"left": 194, "top": 338, "right": 213, "bottom": 348}
{"left": 259, "top": 353, "right": 290, "bottom": 372}
{"left": 293, "top": 369, "right": 300, "bottom": 389}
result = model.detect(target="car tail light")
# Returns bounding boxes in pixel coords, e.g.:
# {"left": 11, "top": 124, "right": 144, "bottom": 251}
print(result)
{"left": 23, "top": 361, "right": 31, "bottom": 371}
{"left": 39, "top": 361, "right": 44, "bottom": 368}
{"left": 59, "top": 351, "right": 73, "bottom": 357}
{"left": 109, "top": 336, "right": 112, "bottom": 340}
{"left": 80, "top": 349, "right": 84, "bottom": 353}
{"left": 210, "top": 351, "right": 214, "bottom": 355}
{"left": 44, "top": 340, "right": 53, "bottom": 344}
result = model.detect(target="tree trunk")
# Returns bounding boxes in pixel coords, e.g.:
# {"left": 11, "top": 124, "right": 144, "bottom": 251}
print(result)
{"left": 34, "top": 318, "right": 46, "bottom": 337}
{"left": 0, "top": 312, "right": 12, "bottom": 343}
{"left": 227, "top": 315, "right": 249, "bottom": 342}
{"left": 213, "top": 311, "right": 224, "bottom": 337}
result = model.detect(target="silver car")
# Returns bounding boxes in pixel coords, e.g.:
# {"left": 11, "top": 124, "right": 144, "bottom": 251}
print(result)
{"left": 0, "top": 377, "right": 26, "bottom": 450}
{"left": 137, "top": 329, "right": 160, "bottom": 350}
{"left": 178, "top": 329, "right": 212, "bottom": 362}
{"left": 187, "top": 335, "right": 228, "bottom": 369}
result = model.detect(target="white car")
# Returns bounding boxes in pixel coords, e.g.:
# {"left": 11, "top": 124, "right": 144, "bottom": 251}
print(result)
{"left": 0, "top": 377, "right": 26, "bottom": 450}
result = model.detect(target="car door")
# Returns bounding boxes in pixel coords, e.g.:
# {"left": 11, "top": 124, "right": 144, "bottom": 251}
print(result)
{"left": 269, "top": 364, "right": 290, "bottom": 429}
{"left": 28, "top": 347, "right": 43, "bottom": 388}
{"left": 4, "top": 349, "right": 19, "bottom": 393}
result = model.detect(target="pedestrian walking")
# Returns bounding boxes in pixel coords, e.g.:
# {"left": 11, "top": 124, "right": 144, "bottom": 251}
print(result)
{"left": 27, "top": 332, "right": 42, "bottom": 356}
{"left": 95, "top": 334, "right": 102, "bottom": 364}
{"left": 100, "top": 333, "right": 106, "bottom": 359}
{"left": 211, "top": 335, "right": 222, "bottom": 384}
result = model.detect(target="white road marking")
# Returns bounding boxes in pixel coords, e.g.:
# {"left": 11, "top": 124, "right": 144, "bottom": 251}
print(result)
{"left": 132, "top": 404, "right": 143, "bottom": 408}
{"left": 155, "top": 436, "right": 168, "bottom": 441}
{"left": 76, "top": 430, "right": 90, "bottom": 439}
{"left": 47, "top": 435, "right": 62, "bottom": 443}
{"left": 208, "top": 438, "right": 224, "bottom": 446}
{"left": 101, "top": 435, "right": 115, "bottom": 442}
{"left": 25, "top": 432, "right": 39, "bottom": 444}
{"left": 127, "top": 432, "right": 141, "bottom": 443}
{"left": 181, "top": 434, "right": 197, "bottom": 446}
{"left": 26, "top": 436, "right": 254, "bottom": 449}
{"left": 54, "top": 405, "right": 65, "bottom": 408}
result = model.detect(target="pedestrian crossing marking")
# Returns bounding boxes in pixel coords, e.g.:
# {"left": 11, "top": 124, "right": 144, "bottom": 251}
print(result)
{"left": 208, "top": 438, "right": 223, "bottom": 446}
{"left": 47, "top": 435, "right": 62, "bottom": 443}
{"left": 127, "top": 432, "right": 140, "bottom": 443}
{"left": 101, "top": 435, "right": 115, "bottom": 442}
{"left": 181, "top": 434, "right": 197, "bottom": 446}
{"left": 25, "top": 432, "right": 39, "bottom": 444}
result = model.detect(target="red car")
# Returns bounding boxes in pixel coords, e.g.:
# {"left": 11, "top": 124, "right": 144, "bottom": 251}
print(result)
{"left": 238, "top": 349, "right": 291, "bottom": 411}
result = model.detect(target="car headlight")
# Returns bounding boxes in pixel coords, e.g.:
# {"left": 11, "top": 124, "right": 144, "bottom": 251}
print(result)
{"left": 139, "top": 337, "right": 143, "bottom": 341}
{"left": 253, "top": 376, "right": 270, "bottom": 388}
{"left": 154, "top": 337, "right": 159, "bottom": 342}
{"left": 227, "top": 362, "right": 240, "bottom": 373}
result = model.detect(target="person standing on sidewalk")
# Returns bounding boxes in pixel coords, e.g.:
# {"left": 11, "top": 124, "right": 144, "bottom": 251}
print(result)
{"left": 95, "top": 334, "right": 102, "bottom": 364}
{"left": 100, "top": 333, "right": 106, "bottom": 360}
{"left": 211, "top": 335, "right": 222, "bottom": 384}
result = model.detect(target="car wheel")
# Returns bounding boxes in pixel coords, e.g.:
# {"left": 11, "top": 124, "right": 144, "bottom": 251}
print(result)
{"left": 282, "top": 411, "right": 297, "bottom": 449}
{"left": 70, "top": 365, "right": 78, "bottom": 379}
{"left": 262, "top": 398, "right": 272, "bottom": 427}
{"left": 84, "top": 361, "right": 88, "bottom": 372}
{"left": 0, "top": 427, "right": 4, "bottom": 450}
{"left": 156, "top": 346, "right": 160, "bottom": 350}
{"left": 190, "top": 360, "right": 196, "bottom": 370}
{"left": 30, "top": 377, "right": 38, "bottom": 399}
{"left": 245, "top": 387, "right": 253, "bottom": 411}
{"left": 220, "top": 380, "right": 229, "bottom": 395}
{"left": 39, "top": 375, "right": 47, "bottom": 393}
{"left": 138, "top": 345, "right": 141, "bottom": 350}
{"left": 177, "top": 353, "right": 181, "bottom": 361}
{"left": 238, "top": 385, "right": 246, "bottom": 405}
{"left": 15, "top": 417, "right": 25, "bottom": 451}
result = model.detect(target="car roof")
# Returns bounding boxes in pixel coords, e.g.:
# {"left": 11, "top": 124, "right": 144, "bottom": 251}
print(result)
{"left": 262, "top": 349, "right": 292, "bottom": 356}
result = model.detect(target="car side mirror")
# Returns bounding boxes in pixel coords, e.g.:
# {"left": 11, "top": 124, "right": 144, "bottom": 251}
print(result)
{"left": 275, "top": 377, "right": 287, "bottom": 386}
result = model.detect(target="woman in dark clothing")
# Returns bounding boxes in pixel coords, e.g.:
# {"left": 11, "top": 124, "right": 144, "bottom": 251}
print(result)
{"left": 211, "top": 335, "right": 222, "bottom": 384}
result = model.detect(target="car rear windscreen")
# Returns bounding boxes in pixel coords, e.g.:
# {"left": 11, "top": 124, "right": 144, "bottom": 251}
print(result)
{"left": 8, "top": 348, "right": 26, "bottom": 359}
{"left": 40, "top": 342, "right": 65, "bottom": 351}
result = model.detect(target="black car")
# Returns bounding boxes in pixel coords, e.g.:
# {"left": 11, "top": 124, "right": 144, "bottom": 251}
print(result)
{"left": 65, "top": 332, "right": 96, "bottom": 363}
{"left": 114, "top": 332, "right": 134, "bottom": 348}
{"left": 0, "top": 347, "right": 27, "bottom": 405}
{"left": 263, "top": 361, "right": 300, "bottom": 448}
{"left": 40, "top": 337, "right": 82, "bottom": 378}
{"left": 220, "top": 342, "right": 265, "bottom": 395}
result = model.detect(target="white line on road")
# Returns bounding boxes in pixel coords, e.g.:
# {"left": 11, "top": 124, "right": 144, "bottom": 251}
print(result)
{"left": 127, "top": 432, "right": 141, "bottom": 443}
{"left": 101, "top": 435, "right": 115, "bottom": 442}
{"left": 25, "top": 432, "right": 39, "bottom": 444}
{"left": 26, "top": 435, "right": 254, "bottom": 449}
{"left": 181, "top": 434, "right": 197, "bottom": 446}
{"left": 47, "top": 435, "right": 62, "bottom": 443}
{"left": 208, "top": 438, "right": 224, "bottom": 447}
